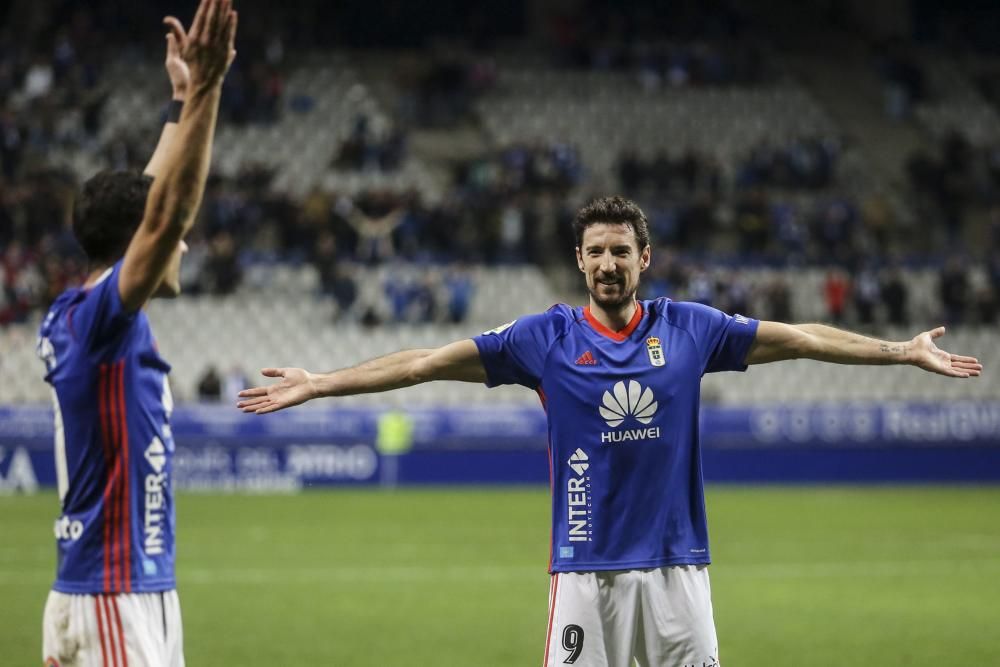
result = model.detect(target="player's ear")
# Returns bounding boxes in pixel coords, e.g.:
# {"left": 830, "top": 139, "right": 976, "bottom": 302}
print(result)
{"left": 575, "top": 246, "right": 585, "bottom": 273}
{"left": 639, "top": 245, "right": 651, "bottom": 272}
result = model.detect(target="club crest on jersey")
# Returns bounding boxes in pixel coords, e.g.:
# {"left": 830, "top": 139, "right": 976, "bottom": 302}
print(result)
{"left": 646, "top": 337, "right": 665, "bottom": 367}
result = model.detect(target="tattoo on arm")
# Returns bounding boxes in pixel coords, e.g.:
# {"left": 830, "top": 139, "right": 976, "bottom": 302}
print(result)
{"left": 880, "top": 344, "right": 904, "bottom": 354}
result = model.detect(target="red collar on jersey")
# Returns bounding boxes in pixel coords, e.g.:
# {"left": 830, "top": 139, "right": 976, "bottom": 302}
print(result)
{"left": 583, "top": 302, "right": 643, "bottom": 342}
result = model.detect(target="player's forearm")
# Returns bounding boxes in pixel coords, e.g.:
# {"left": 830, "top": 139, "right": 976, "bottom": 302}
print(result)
{"left": 143, "top": 96, "right": 183, "bottom": 178}
{"left": 312, "top": 349, "right": 437, "bottom": 397}
{"left": 141, "top": 84, "right": 221, "bottom": 240}
{"left": 793, "top": 323, "right": 911, "bottom": 365}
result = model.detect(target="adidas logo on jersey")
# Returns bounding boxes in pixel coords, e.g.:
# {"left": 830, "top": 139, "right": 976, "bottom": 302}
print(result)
{"left": 575, "top": 350, "right": 598, "bottom": 365}
{"left": 598, "top": 380, "right": 662, "bottom": 443}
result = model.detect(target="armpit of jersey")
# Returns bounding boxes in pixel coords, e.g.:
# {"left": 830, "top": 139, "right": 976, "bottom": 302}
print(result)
{"left": 473, "top": 304, "right": 575, "bottom": 389}
{"left": 69, "top": 261, "right": 138, "bottom": 348}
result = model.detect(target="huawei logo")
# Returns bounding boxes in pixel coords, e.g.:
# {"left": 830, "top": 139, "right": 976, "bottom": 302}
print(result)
{"left": 599, "top": 380, "right": 658, "bottom": 428}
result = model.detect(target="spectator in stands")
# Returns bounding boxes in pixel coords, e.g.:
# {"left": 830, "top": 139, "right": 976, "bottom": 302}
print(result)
{"left": 763, "top": 275, "right": 793, "bottom": 322}
{"left": 312, "top": 229, "right": 340, "bottom": 290}
{"left": 0, "top": 110, "right": 26, "bottom": 180}
{"left": 687, "top": 267, "right": 714, "bottom": 306}
{"left": 735, "top": 189, "right": 770, "bottom": 256}
{"left": 861, "top": 191, "right": 894, "bottom": 251}
{"left": 881, "top": 267, "right": 909, "bottom": 326}
{"left": 975, "top": 284, "right": 997, "bottom": 324}
{"left": 249, "top": 62, "right": 283, "bottom": 123}
{"left": 874, "top": 44, "right": 925, "bottom": 120}
{"left": 719, "top": 272, "right": 751, "bottom": 317}
{"left": 223, "top": 366, "right": 250, "bottom": 404}
{"left": 197, "top": 365, "right": 223, "bottom": 401}
{"left": 497, "top": 200, "right": 528, "bottom": 263}
{"left": 617, "top": 149, "right": 643, "bottom": 195}
{"left": 329, "top": 264, "right": 359, "bottom": 322}
{"left": 443, "top": 264, "right": 474, "bottom": 324}
{"left": 939, "top": 257, "right": 970, "bottom": 325}
{"left": 385, "top": 274, "right": 416, "bottom": 323}
{"left": 200, "top": 231, "right": 242, "bottom": 295}
{"left": 853, "top": 266, "right": 881, "bottom": 326}
{"left": 414, "top": 52, "right": 476, "bottom": 127}
{"left": 824, "top": 269, "right": 850, "bottom": 325}
{"left": 347, "top": 196, "right": 406, "bottom": 265}
{"left": 814, "top": 199, "right": 858, "bottom": 265}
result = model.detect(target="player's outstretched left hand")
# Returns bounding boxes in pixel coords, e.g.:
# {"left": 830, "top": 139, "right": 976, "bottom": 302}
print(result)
{"left": 908, "top": 327, "right": 982, "bottom": 378}
{"left": 237, "top": 368, "right": 317, "bottom": 414}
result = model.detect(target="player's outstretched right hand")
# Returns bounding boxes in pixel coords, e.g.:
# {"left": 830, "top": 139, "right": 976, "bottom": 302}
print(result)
{"left": 237, "top": 368, "right": 318, "bottom": 414}
{"left": 183, "top": 0, "right": 238, "bottom": 91}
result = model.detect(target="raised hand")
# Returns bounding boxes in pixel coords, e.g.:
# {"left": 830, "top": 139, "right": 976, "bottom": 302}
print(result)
{"left": 908, "top": 327, "right": 983, "bottom": 378}
{"left": 237, "top": 368, "right": 318, "bottom": 414}
{"left": 183, "top": 0, "right": 238, "bottom": 91}
{"left": 163, "top": 16, "right": 191, "bottom": 99}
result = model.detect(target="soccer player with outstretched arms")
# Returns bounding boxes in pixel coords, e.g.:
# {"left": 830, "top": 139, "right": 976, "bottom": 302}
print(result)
{"left": 36, "top": 2, "right": 236, "bottom": 664}
{"left": 238, "top": 196, "right": 981, "bottom": 667}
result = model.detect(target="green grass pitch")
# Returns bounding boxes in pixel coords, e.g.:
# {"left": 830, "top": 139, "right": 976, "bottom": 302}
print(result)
{"left": 2, "top": 486, "right": 999, "bottom": 665}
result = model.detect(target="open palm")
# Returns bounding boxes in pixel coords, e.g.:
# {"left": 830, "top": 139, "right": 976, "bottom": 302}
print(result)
{"left": 909, "top": 327, "right": 982, "bottom": 378}
{"left": 237, "top": 368, "right": 317, "bottom": 414}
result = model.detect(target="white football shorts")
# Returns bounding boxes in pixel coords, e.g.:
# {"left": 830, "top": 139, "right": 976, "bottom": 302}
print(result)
{"left": 542, "top": 565, "right": 720, "bottom": 667}
{"left": 43, "top": 589, "right": 184, "bottom": 667}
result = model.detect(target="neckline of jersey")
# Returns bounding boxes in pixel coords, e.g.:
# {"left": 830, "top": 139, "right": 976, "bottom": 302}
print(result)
{"left": 582, "top": 302, "right": 644, "bottom": 342}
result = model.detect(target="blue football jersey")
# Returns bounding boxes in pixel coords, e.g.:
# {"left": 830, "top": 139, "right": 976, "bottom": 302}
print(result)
{"left": 474, "top": 299, "right": 758, "bottom": 573}
{"left": 37, "top": 261, "right": 177, "bottom": 594}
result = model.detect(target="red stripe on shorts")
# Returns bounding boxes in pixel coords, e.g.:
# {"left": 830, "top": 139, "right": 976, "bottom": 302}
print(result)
{"left": 94, "top": 595, "right": 110, "bottom": 667}
{"left": 542, "top": 573, "right": 559, "bottom": 667}
{"left": 110, "top": 595, "right": 129, "bottom": 667}
{"left": 101, "top": 595, "right": 119, "bottom": 667}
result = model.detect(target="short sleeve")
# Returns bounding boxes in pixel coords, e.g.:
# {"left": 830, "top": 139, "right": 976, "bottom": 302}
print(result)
{"left": 70, "top": 261, "right": 137, "bottom": 348}
{"left": 670, "top": 302, "right": 759, "bottom": 374}
{"left": 473, "top": 311, "right": 558, "bottom": 389}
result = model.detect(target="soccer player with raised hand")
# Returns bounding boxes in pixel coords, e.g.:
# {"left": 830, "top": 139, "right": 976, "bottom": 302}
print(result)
{"left": 238, "top": 196, "right": 981, "bottom": 667}
{"left": 37, "top": 2, "right": 236, "bottom": 665}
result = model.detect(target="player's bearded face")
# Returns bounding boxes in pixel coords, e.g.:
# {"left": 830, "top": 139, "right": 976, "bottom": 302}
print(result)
{"left": 576, "top": 223, "right": 650, "bottom": 310}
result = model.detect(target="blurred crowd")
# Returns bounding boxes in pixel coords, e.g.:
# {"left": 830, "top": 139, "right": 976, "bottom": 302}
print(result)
{"left": 644, "top": 247, "right": 999, "bottom": 329}
{"left": 545, "top": 1, "right": 766, "bottom": 86}
{"left": 3, "top": 0, "right": 1000, "bottom": 331}
{"left": 907, "top": 131, "right": 1000, "bottom": 238}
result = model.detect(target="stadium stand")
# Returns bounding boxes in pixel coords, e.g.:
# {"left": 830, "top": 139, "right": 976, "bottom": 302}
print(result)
{"left": 2, "top": 0, "right": 998, "bottom": 409}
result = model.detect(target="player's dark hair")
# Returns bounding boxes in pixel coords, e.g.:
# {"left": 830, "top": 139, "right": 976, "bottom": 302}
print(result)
{"left": 573, "top": 196, "right": 650, "bottom": 251}
{"left": 72, "top": 169, "right": 152, "bottom": 267}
